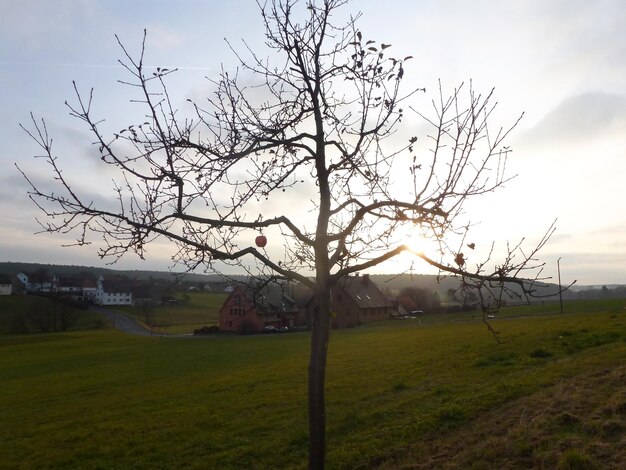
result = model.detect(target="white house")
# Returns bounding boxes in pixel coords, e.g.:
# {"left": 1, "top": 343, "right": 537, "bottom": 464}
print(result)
{"left": 51, "top": 274, "right": 99, "bottom": 302}
{"left": 81, "top": 278, "right": 98, "bottom": 302}
{"left": 94, "top": 276, "right": 132, "bottom": 305}
{"left": 0, "top": 274, "right": 12, "bottom": 296}
{"left": 16, "top": 272, "right": 53, "bottom": 293}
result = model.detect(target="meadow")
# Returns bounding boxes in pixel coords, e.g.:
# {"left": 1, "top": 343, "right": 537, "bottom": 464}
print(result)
{"left": 114, "top": 291, "right": 228, "bottom": 334}
{"left": 1, "top": 299, "right": 625, "bottom": 468}
{"left": 0, "top": 295, "right": 105, "bottom": 334}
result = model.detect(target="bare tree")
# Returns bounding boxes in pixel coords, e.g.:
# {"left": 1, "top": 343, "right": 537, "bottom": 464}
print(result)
{"left": 18, "top": 1, "right": 554, "bottom": 467}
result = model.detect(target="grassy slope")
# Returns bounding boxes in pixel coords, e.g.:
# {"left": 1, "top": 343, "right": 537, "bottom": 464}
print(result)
{"left": 0, "top": 300, "right": 625, "bottom": 469}
{"left": 378, "top": 363, "right": 626, "bottom": 469}
{"left": 116, "top": 292, "right": 227, "bottom": 334}
{"left": 0, "top": 295, "right": 106, "bottom": 334}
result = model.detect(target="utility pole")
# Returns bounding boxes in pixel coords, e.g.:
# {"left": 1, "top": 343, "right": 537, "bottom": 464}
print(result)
{"left": 557, "top": 257, "right": 564, "bottom": 314}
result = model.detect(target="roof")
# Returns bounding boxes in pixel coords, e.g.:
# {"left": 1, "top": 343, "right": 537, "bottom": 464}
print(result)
{"left": 82, "top": 278, "right": 97, "bottom": 288}
{"left": 101, "top": 279, "right": 131, "bottom": 294}
{"left": 54, "top": 275, "right": 82, "bottom": 287}
{"left": 239, "top": 282, "right": 299, "bottom": 316}
{"left": 292, "top": 282, "right": 315, "bottom": 308}
{"left": 24, "top": 271, "right": 53, "bottom": 283}
{"left": 131, "top": 284, "right": 158, "bottom": 299}
{"left": 337, "top": 275, "right": 394, "bottom": 309}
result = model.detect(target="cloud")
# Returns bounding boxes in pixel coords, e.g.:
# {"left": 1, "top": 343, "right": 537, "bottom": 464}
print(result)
{"left": 589, "top": 224, "right": 626, "bottom": 236}
{"left": 558, "top": 251, "right": 626, "bottom": 283}
{"left": 548, "top": 233, "right": 572, "bottom": 244}
{"left": 522, "top": 93, "right": 626, "bottom": 147}
{"left": 144, "top": 25, "right": 184, "bottom": 51}
{"left": 0, "top": 0, "right": 103, "bottom": 51}
{"left": 541, "top": 223, "right": 626, "bottom": 285}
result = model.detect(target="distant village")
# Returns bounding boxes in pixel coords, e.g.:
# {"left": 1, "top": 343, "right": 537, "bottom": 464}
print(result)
{"left": 1, "top": 270, "right": 234, "bottom": 306}
{"left": 218, "top": 274, "right": 399, "bottom": 333}
{"left": 0, "top": 270, "right": 419, "bottom": 333}
{"left": 2, "top": 267, "right": 624, "bottom": 335}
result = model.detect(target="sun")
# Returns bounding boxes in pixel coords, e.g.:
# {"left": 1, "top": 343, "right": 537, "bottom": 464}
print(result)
{"left": 396, "top": 224, "right": 438, "bottom": 255}
{"left": 377, "top": 227, "right": 442, "bottom": 274}
{"left": 402, "top": 233, "right": 428, "bottom": 255}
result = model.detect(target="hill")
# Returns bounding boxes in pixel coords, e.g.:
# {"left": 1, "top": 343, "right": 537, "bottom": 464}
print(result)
{"left": 0, "top": 261, "right": 244, "bottom": 284}
{"left": 4, "top": 261, "right": 622, "bottom": 302}
{"left": 368, "top": 272, "right": 566, "bottom": 301}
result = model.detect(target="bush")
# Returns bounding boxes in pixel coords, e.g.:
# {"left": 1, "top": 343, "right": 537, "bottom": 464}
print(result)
{"left": 193, "top": 325, "right": 219, "bottom": 335}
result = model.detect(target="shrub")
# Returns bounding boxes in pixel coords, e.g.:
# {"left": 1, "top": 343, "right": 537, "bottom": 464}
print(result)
{"left": 193, "top": 325, "right": 219, "bottom": 335}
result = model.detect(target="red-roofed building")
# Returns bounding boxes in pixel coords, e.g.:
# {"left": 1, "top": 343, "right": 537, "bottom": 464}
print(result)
{"left": 330, "top": 274, "right": 395, "bottom": 328}
{"left": 219, "top": 282, "right": 302, "bottom": 333}
{"left": 302, "top": 274, "right": 396, "bottom": 329}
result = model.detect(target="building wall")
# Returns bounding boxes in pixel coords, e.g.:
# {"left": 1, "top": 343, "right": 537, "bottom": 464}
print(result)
{"left": 94, "top": 276, "right": 132, "bottom": 305}
{"left": 0, "top": 284, "right": 12, "bottom": 296}
{"left": 330, "top": 283, "right": 393, "bottom": 328}
{"left": 95, "top": 291, "right": 132, "bottom": 305}
{"left": 82, "top": 288, "right": 97, "bottom": 302}
{"left": 331, "top": 285, "right": 360, "bottom": 328}
{"left": 218, "top": 288, "right": 264, "bottom": 333}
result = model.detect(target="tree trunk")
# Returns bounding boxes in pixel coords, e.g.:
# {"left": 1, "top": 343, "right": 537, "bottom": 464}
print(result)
{"left": 308, "top": 283, "right": 331, "bottom": 470}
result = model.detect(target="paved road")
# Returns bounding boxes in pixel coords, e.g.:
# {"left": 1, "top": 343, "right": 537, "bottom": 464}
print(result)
{"left": 90, "top": 306, "right": 153, "bottom": 336}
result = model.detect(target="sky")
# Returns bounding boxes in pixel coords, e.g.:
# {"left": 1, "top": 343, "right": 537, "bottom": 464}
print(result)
{"left": 1, "top": 0, "right": 625, "bottom": 286}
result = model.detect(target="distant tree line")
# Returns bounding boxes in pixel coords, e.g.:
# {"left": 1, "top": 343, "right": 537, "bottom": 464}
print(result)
{"left": 565, "top": 285, "right": 626, "bottom": 301}
{"left": 8, "top": 294, "right": 88, "bottom": 334}
{"left": 398, "top": 287, "right": 442, "bottom": 313}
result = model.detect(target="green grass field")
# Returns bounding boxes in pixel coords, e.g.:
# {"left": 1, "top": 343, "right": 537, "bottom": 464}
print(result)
{"left": 1, "top": 299, "right": 625, "bottom": 468}
{"left": 0, "top": 295, "right": 106, "bottom": 334}
{"left": 115, "top": 292, "right": 228, "bottom": 334}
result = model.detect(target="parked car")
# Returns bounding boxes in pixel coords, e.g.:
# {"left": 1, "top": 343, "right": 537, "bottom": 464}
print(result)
{"left": 263, "top": 325, "right": 278, "bottom": 333}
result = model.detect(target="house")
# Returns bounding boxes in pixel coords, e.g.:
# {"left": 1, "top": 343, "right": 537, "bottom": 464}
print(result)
{"left": 94, "top": 276, "right": 132, "bottom": 305}
{"left": 51, "top": 274, "right": 97, "bottom": 302}
{"left": 0, "top": 274, "right": 12, "bottom": 295}
{"left": 53, "top": 275, "right": 84, "bottom": 294}
{"left": 330, "top": 274, "right": 395, "bottom": 328}
{"left": 16, "top": 271, "right": 53, "bottom": 293}
{"left": 202, "top": 281, "right": 235, "bottom": 293}
{"left": 218, "top": 282, "right": 302, "bottom": 333}
{"left": 81, "top": 277, "right": 98, "bottom": 302}
{"left": 303, "top": 274, "right": 396, "bottom": 329}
